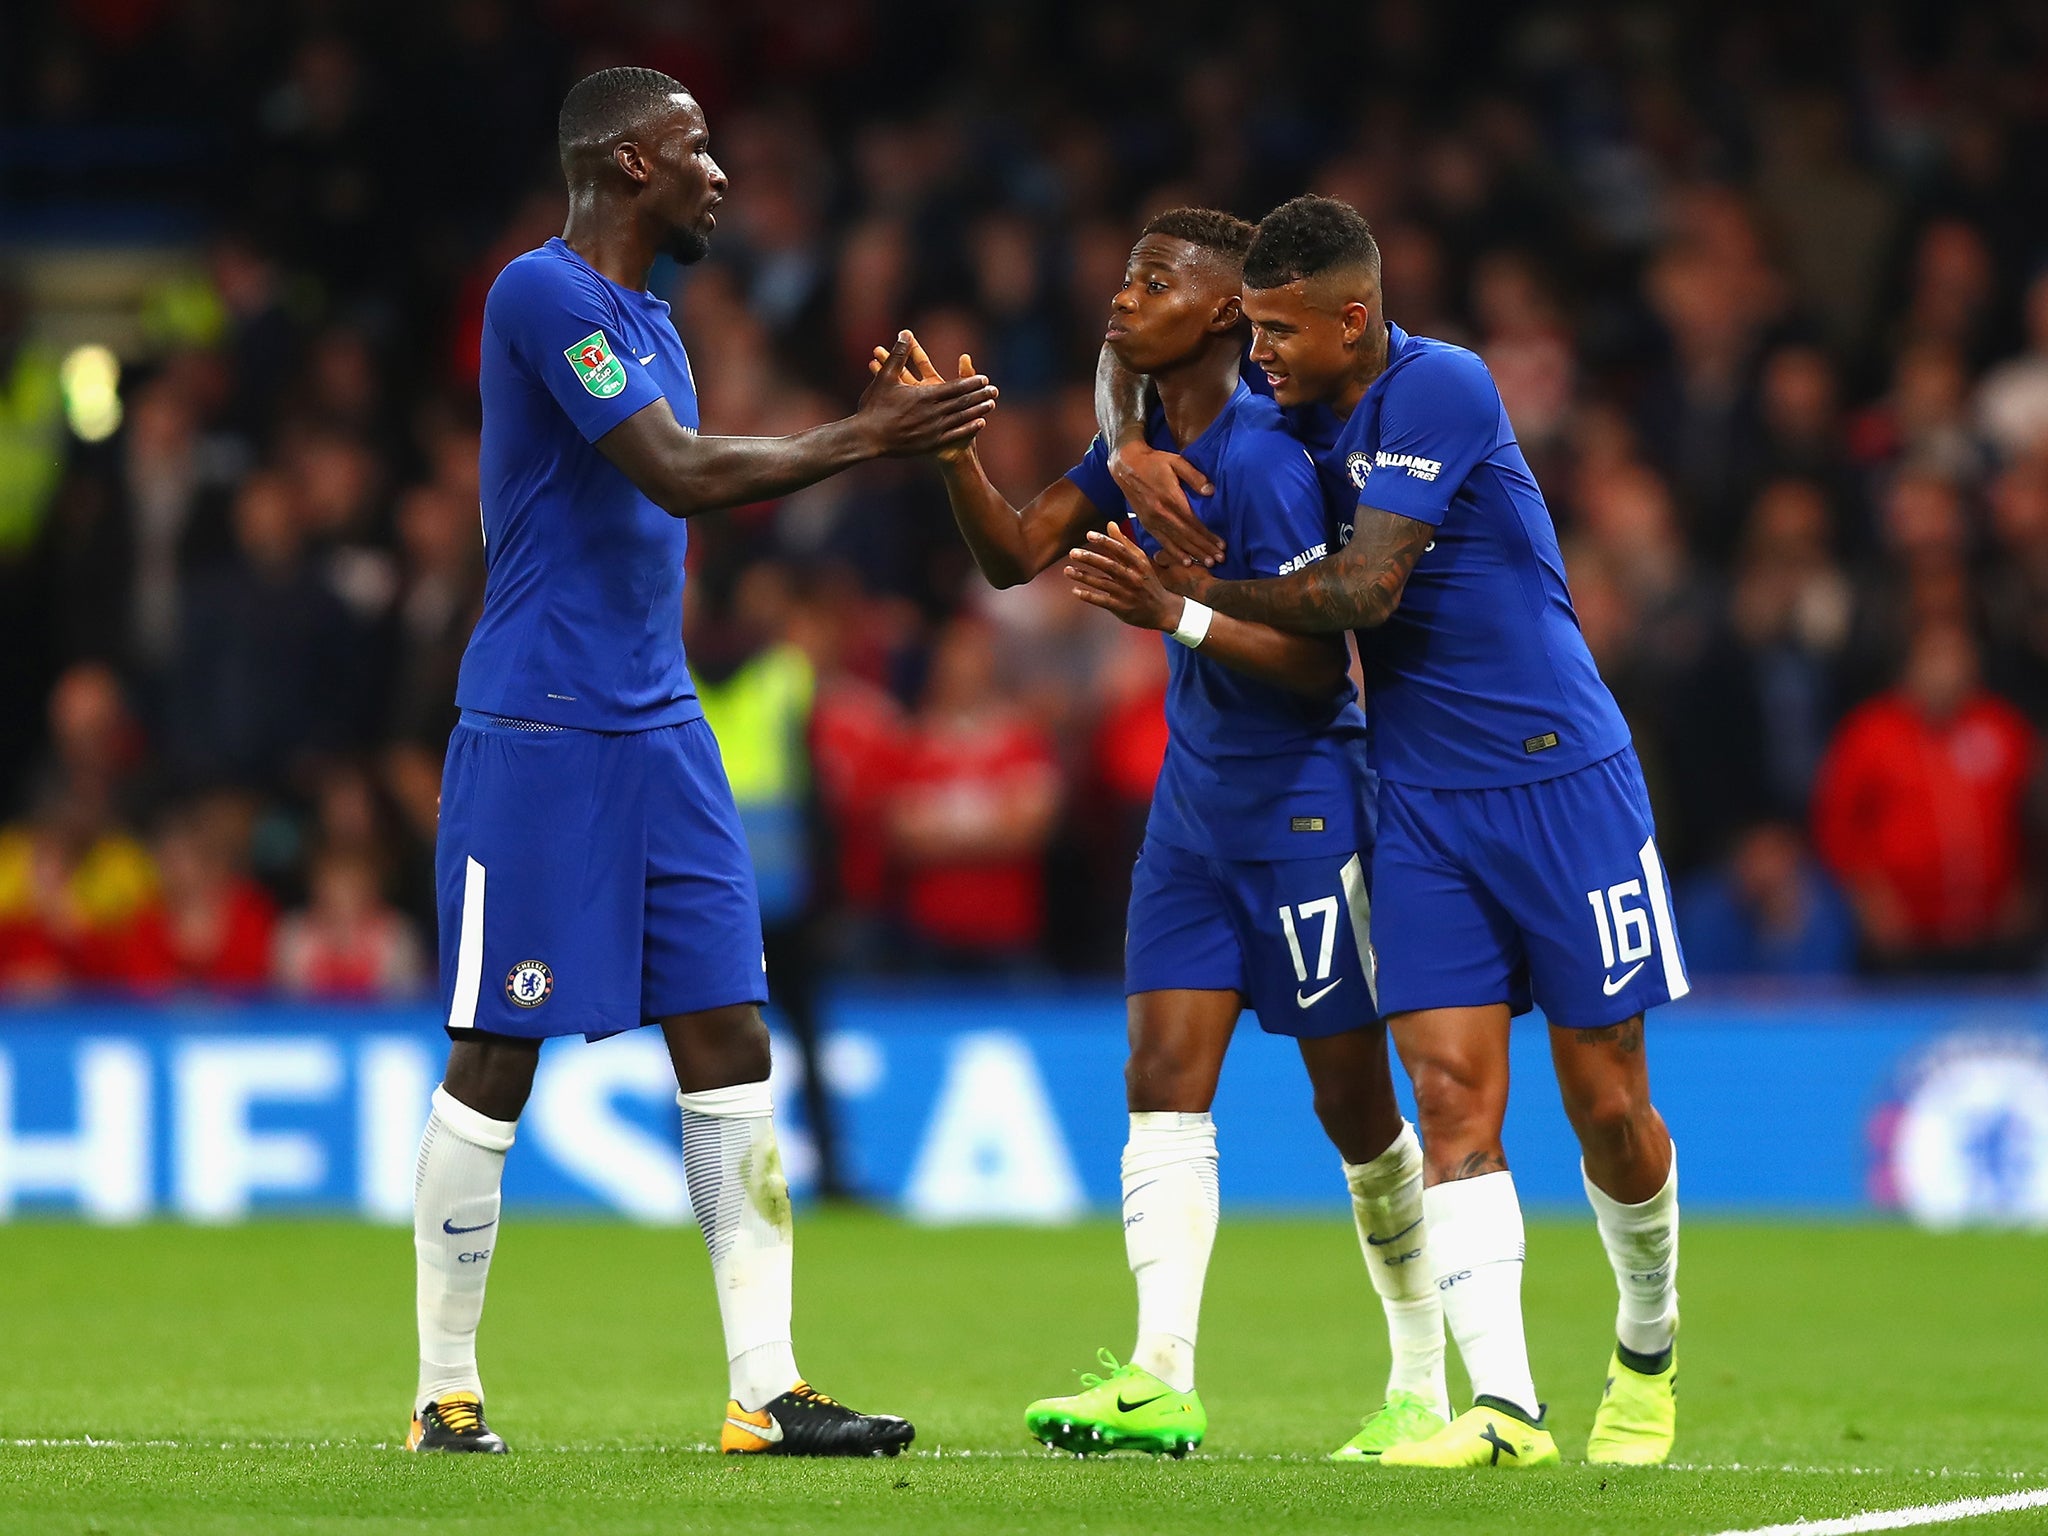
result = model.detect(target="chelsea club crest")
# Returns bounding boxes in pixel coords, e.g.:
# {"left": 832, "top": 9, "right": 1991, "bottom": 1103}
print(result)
{"left": 506, "top": 959, "right": 554, "bottom": 1008}
{"left": 1346, "top": 451, "right": 1372, "bottom": 489}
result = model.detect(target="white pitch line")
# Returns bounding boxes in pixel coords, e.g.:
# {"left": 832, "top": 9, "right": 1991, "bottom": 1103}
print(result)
{"left": 1704, "top": 1486, "right": 2048, "bottom": 1535}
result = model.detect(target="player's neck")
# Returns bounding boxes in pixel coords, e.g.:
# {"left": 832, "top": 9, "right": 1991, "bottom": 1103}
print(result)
{"left": 1151, "top": 343, "right": 1240, "bottom": 450}
{"left": 560, "top": 199, "right": 656, "bottom": 293}
{"left": 1329, "top": 319, "right": 1392, "bottom": 420}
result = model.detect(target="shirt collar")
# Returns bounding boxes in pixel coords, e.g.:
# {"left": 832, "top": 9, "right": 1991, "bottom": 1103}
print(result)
{"left": 1369, "top": 321, "right": 1411, "bottom": 400}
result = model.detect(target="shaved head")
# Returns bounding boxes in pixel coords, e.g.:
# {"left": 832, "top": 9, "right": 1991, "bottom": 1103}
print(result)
{"left": 555, "top": 66, "right": 725, "bottom": 267}
{"left": 558, "top": 67, "right": 694, "bottom": 183}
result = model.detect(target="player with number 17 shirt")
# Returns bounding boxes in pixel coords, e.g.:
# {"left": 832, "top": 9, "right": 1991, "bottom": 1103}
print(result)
{"left": 1100, "top": 194, "right": 1689, "bottom": 1472}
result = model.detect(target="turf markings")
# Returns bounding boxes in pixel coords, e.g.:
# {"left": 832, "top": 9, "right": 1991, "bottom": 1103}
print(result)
{"left": 1706, "top": 1486, "right": 2048, "bottom": 1535}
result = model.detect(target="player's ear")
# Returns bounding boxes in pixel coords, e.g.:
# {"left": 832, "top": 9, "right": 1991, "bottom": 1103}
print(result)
{"left": 1212, "top": 293, "right": 1243, "bottom": 333}
{"left": 1340, "top": 300, "right": 1371, "bottom": 346}
{"left": 613, "top": 140, "right": 652, "bottom": 187}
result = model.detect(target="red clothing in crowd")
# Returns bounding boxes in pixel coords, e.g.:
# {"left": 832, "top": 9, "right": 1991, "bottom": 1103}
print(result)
{"left": 121, "top": 883, "right": 278, "bottom": 992}
{"left": 1090, "top": 686, "right": 1169, "bottom": 809}
{"left": 810, "top": 679, "right": 908, "bottom": 913}
{"left": 890, "top": 714, "right": 1060, "bottom": 954}
{"left": 274, "top": 908, "right": 425, "bottom": 998}
{"left": 1812, "top": 690, "right": 2039, "bottom": 950}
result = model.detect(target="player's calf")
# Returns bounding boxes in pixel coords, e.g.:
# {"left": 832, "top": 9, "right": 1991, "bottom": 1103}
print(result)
{"left": 1549, "top": 1016, "right": 1671, "bottom": 1203}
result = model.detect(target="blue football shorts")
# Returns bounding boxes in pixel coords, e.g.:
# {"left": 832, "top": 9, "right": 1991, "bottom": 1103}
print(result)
{"left": 1371, "top": 747, "right": 1690, "bottom": 1029}
{"left": 434, "top": 711, "right": 767, "bottom": 1042}
{"left": 1125, "top": 837, "right": 1379, "bottom": 1039}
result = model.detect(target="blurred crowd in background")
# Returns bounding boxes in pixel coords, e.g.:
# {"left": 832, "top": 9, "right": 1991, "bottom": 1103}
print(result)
{"left": 3, "top": 0, "right": 2048, "bottom": 1001}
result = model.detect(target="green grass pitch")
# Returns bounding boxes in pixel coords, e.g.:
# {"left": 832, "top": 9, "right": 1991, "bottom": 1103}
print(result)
{"left": 2, "top": 1213, "right": 2044, "bottom": 1534}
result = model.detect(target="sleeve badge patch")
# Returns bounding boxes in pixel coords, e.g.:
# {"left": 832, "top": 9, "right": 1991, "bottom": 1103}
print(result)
{"left": 564, "top": 331, "right": 627, "bottom": 399}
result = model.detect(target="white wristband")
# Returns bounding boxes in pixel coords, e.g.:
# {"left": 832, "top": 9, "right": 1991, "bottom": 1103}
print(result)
{"left": 1172, "top": 598, "right": 1214, "bottom": 649}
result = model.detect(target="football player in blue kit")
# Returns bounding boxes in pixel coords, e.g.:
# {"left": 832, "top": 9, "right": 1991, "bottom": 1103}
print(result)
{"left": 406, "top": 67, "right": 998, "bottom": 1458}
{"left": 879, "top": 209, "right": 1449, "bottom": 1461}
{"left": 1093, "top": 197, "right": 1686, "bottom": 1469}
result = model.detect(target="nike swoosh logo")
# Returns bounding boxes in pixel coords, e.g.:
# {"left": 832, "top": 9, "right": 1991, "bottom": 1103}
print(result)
{"left": 1296, "top": 980, "right": 1341, "bottom": 1008}
{"left": 1365, "top": 1218, "right": 1422, "bottom": 1248}
{"left": 638, "top": 353, "right": 658, "bottom": 364}
{"left": 442, "top": 1218, "right": 496, "bottom": 1235}
{"left": 1116, "top": 1394, "right": 1167, "bottom": 1413}
{"left": 1602, "top": 962, "right": 1646, "bottom": 996}
{"left": 726, "top": 1413, "right": 783, "bottom": 1443}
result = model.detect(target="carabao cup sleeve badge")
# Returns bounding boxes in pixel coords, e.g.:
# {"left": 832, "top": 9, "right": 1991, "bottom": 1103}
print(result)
{"left": 565, "top": 332, "right": 627, "bottom": 399}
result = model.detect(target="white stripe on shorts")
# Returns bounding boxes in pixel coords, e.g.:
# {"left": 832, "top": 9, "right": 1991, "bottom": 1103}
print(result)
{"left": 1338, "top": 853, "right": 1378, "bottom": 1012}
{"left": 1635, "top": 835, "right": 1689, "bottom": 1003}
{"left": 447, "top": 856, "right": 486, "bottom": 1031}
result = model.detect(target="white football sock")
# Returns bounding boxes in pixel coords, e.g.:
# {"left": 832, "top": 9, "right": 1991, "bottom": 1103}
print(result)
{"left": 413, "top": 1085, "right": 516, "bottom": 1412}
{"left": 679, "top": 1081, "right": 801, "bottom": 1412}
{"left": 1427, "top": 1170, "right": 1540, "bottom": 1421}
{"left": 1122, "top": 1111, "right": 1219, "bottom": 1394}
{"left": 1343, "top": 1121, "right": 1449, "bottom": 1419}
{"left": 1583, "top": 1143, "right": 1679, "bottom": 1362}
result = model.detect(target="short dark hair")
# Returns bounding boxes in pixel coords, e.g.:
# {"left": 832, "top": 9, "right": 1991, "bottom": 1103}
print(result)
{"left": 1140, "top": 207, "right": 1256, "bottom": 266}
{"left": 558, "top": 67, "right": 690, "bottom": 169}
{"left": 1244, "top": 196, "right": 1382, "bottom": 291}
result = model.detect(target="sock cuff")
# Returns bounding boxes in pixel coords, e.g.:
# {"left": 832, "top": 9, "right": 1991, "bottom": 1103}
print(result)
{"left": 1123, "top": 1111, "right": 1216, "bottom": 1178}
{"left": 1343, "top": 1119, "right": 1422, "bottom": 1196}
{"left": 430, "top": 1086, "right": 517, "bottom": 1153}
{"left": 1128, "top": 1111, "right": 1214, "bottom": 1132}
{"left": 678, "top": 1080, "right": 774, "bottom": 1119}
{"left": 1581, "top": 1142, "right": 1678, "bottom": 1225}
{"left": 1423, "top": 1168, "right": 1524, "bottom": 1239}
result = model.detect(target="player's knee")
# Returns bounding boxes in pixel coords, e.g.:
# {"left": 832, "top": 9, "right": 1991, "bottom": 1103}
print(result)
{"left": 1403, "top": 1063, "right": 1504, "bottom": 1176}
{"left": 662, "top": 1006, "right": 771, "bottom": 1092}
{"left": 1124, "top": 1045, "right": 1207, "bottom": 1113}
{"left": 1404, "top": 1056, "right": 1483, "bottom": 1128}
{"left": 442, "top": 1037, "right": 540, "bottom": 1122}
{"left": 1563, "top": 1078, "right": 1651, "bottom": 1154}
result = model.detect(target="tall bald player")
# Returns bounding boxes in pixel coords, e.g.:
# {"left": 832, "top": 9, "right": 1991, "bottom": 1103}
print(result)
{"left": 408, "top": 67, "right": 994, "bottom": 1457}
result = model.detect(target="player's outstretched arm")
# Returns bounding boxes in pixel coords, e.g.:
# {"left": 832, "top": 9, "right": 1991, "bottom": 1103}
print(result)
{"left": 870, "top": 338, "right": 1098, "bottom": 589}
{"left": 1094, "top": 344, "right": 1223, "bottom": 568}
{"left": 1163, "top": 505, "right": 1433, "bottom": 635}
{"left": 1066, "top": 522, "right": 1350, "bottom": 697}
{"left": 595, "top": 334, "right": 997, "bottom": 518}
{"left": 939, "top": 451, "right": 1102, "bottom": 590}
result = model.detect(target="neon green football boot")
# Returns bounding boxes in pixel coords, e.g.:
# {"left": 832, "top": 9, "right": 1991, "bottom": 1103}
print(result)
{"left": 1378, "top": 1398, "right": 1560, "bottom": 1469}
{"left": 1586, "top": 1347, "right": 1677, "bottom": 1465}
{"left": 1328, "top": 1389, "right": 1449, "bottom": 1463}
{"left": 1024, "top": 1350, "right": 1205, "bottom": 1457}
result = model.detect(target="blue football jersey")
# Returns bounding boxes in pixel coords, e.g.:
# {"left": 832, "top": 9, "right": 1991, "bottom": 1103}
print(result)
{"left": 1067, "top": 382, "right": 1372, "bottom": 862}
{"left": 1310, "top": 323, "right": 1630, "bottom": 789}
{"left": 459, "top": 238, "right": 704, "bottom": 732}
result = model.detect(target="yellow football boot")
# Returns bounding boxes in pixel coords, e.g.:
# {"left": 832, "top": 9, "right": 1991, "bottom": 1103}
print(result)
{"left": 1586, "top": 1348, "right": 1677, "bottom": 1465}
{"left": 1378, "top": 1398, "right": 1559, "bottom": 1469}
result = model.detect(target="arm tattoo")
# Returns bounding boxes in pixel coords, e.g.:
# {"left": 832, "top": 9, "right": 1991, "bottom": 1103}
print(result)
{"left": 1446, "top": 1149, "right": 1509, "bottom": 1181}
{"left": 1199, "top": 509, "right": 1433, "bottom": 633}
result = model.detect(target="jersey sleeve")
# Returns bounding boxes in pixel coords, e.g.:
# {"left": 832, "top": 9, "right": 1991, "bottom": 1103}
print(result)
{"left": 1230, "top": 434, "right": 1327, "bottom": 577}
{"left": 1063, "top": 434, "right": 1130, "bottom": 518}
{"left": 1355, "top": 348, "right": 1507, "bottom": 528}
{"left": 485, "top": 258, "right": 667, "bottom": 444}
